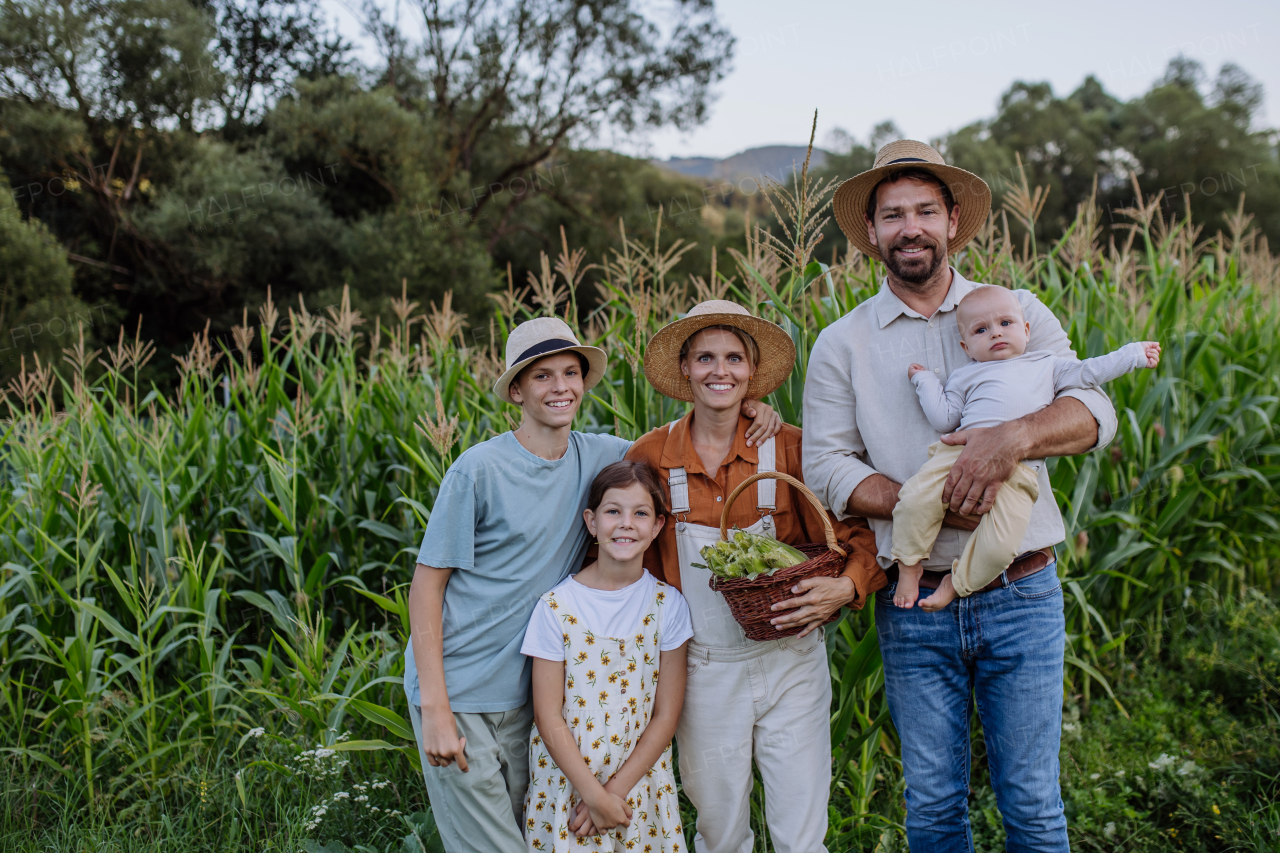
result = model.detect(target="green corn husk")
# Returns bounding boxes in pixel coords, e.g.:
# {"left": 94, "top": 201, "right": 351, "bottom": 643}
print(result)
{"left": 691, "top": 529, "right": 808, "bottom": 580}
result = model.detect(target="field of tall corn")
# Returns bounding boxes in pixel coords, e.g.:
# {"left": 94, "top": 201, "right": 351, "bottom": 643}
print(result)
{"left": 2, "top": 162, "right": 1280, "bottom": 852}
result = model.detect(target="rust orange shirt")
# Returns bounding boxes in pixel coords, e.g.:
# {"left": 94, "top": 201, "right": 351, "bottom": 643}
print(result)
{"left": 625, "top": 413, "right": 885, "bottom": 609}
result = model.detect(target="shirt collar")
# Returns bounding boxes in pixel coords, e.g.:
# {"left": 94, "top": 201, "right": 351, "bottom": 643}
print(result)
{"left": 660, "top": 411, "right": 759, "bottom": 475}
{"left": 873, "top": 266, "right": 975, "bottom": 329}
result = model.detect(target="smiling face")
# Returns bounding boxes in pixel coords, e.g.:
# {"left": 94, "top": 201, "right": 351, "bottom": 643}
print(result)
{"left": 680, "top": 327, "right": 755, "bottom": 413}
{"left": 957, "top": 287, "right": 1031, "bottom": 362}
{"left": 865, "top": 175, "right": 961, "bottom": 289}
{"left": 584, "top": 482, "right": 665, "bottom": 565}
{"left": 508, "top": 352, "right": 586, "bottom": 429}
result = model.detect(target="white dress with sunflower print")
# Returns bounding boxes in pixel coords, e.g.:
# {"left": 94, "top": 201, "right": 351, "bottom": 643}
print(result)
{"left": 523, "top": 580, "right": 685, "bottom": 852}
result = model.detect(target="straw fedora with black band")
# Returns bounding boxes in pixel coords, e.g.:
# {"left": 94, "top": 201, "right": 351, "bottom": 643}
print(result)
{"left": 644, "top": 300, "right": 796, "bottom": 403}
{"left": 492, "top": 317, "right": 607, "bottom": 404}
{"left": 832, "top": 139, "right": 991, "bottom": 261}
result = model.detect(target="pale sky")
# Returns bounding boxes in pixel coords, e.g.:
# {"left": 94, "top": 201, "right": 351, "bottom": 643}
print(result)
{"left": 323, "top": 0, "right": 1280, "bottom": 159}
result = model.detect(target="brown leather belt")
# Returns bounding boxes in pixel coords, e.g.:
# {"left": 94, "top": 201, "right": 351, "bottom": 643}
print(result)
{"left": 887, "top": 546, "right": 1055, "bottom": 595}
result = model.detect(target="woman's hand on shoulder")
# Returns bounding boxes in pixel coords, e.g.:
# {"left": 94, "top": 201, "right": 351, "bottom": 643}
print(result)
{"left": 740, "top": 399, "right": 783, "bottom": 446}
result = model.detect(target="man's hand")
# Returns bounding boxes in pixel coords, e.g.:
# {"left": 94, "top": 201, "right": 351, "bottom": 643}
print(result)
{"left": 741, "top": 399, "right": 783, "bottom": 446}
{"left": 938, "top": 422, "right": 1026, "bottom": 515}
{"left": 769, "top": 575, "right": 856, "bottom": 637}
{"left": 907, "top": 362, "right": 926, "bottom": 379}
{"left": 420, "top": 705, "right": 468, "bottom": 772}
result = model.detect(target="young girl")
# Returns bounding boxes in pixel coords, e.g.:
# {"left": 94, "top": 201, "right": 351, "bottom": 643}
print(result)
{"left": 520, "top": 461, "right": 692, "bottom": 852}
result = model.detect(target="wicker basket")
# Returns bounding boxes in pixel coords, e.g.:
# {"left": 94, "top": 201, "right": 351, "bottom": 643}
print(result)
{"left": 708, "top": 472, "right": 848, "bottom": 641}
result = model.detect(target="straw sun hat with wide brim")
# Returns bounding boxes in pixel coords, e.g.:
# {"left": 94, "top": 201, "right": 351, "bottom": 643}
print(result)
{"left": 644, "top": 301, "right": 796, "bottom": 403}
{"left": 832, "top": 139, "right": 991, "bottom": 261}
{"left": 492, "top": 316, "right": 607, "bottom": 404}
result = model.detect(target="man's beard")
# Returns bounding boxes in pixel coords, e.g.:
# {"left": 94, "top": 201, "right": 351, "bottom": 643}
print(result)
{"left": 883, "top": 238, "right": 946, "bottom": 287}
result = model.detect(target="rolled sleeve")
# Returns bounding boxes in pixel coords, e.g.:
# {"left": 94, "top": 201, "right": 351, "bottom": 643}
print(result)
{"left": 1059, "top": 387, "right": 1117, "bottom": 450}
{"left": 1019, "top": 290, "right": 1118, "bottom": 452}
{"left": 802, "top": 331, "right": 880, "bottom": 521}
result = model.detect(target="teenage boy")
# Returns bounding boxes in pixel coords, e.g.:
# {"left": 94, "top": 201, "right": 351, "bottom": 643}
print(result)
{"left": 405, "top": 317, "right": 780, "bottom": 853}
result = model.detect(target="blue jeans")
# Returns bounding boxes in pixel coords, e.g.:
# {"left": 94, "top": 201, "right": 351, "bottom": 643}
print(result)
{"left": 875, "top": 563, "right": 1068, "bottom": 853}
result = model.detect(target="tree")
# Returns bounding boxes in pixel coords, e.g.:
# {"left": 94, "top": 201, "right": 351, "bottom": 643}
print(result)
{"left": 362, "top": 0, "right": 734, "bottom": 233}
{"left": 1119, "top": 59, "right": 1280, "bottom": 239}
{"left": 199, "top": 0, "right": 352, "bottom": 135}
{"left": 0, "top": 162, "right": 97, "bottom": 381}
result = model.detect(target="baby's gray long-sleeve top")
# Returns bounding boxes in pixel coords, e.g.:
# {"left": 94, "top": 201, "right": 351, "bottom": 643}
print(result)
{"left": 802, "top": 270, "right": 1117, "bottom": 571}
{"left": 911, "top": 342, "right": 1149, "bottom": 435}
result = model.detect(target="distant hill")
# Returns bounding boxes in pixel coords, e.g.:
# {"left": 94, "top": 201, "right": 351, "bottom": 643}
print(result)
{"left": 654, "top": 145, "right": 829, "bottom": 187}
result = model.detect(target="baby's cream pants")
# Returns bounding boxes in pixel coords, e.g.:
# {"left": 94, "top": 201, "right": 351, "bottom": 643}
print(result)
{"left": 891, "top": 441, "right": 1041, "bottom": 596}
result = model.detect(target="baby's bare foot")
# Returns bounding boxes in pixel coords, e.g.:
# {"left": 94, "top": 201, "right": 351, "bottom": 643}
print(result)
{"left": 894, "top": 564, "right": 922, "bottom": 609}
{"left": 919, "top": 574, "right": 958, "bottom": 612}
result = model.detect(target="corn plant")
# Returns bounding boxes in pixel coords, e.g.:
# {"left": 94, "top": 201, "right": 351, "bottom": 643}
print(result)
{"left": 0, "top": 150, "right": 1277, "bottom": 851}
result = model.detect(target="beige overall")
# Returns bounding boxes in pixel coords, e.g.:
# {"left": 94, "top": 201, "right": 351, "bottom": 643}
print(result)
{"left": 668, "top": 431, "right": 833, "bottom": 853}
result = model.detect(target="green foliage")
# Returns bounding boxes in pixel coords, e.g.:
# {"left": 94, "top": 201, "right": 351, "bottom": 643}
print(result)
{"left": 0, "top": 0, "right": 737, "bottom": 386}
{"left": 0, "top": 162, "right": 1279, "bottom": 850}
{"left": 0, "top": 165, "right": 94, "bottom": 376}
{"left": 822, "top": 58, "right": 1280, "bottom": 251}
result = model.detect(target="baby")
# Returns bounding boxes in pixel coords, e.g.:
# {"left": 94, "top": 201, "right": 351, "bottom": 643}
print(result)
{"left": 892, "top": 285, "right": 1161, "bottom": 610}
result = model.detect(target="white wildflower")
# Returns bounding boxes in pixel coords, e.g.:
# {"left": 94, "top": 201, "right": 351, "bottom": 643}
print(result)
{"left": 1177, "top": 759, "right": 1201, "bottom": 777}
{"left": 1115, "top": 770, "right": 1125, "bottom": 777}
{"left": 1089, "top": 773, "right": 1100, "bottom": 780}
{"left": 315, "top": 748, "right": 336, "bottom": 760}
{"left": 333, "top": 791, "right": 350, "bottom": 799}
{"left": 1148, "top": 753, "right": 1176, "bottom": 772}
{"left": 1103, "top": 822, "right": 1116, "bottom": 839}
{"left": 355, "top": 795, "right": 368, "bottom": 802}
{"left": 248, "top": 727, "right": 266, "bottom": 738}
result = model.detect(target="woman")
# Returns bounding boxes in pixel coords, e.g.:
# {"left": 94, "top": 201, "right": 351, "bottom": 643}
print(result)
{"left": 625, "top": 300, "right": 879, "bottom": 853}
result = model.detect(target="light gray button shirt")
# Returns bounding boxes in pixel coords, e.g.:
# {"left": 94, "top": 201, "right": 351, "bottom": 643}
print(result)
{"left": 802, "top": 268, "right": 1118, "bottom": 571}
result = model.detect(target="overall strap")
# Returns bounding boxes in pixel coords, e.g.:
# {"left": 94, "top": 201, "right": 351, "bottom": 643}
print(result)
{"left": 666, "top": 420, "right": 691, "bottom": 516}
{"left": 755, "top": 435, "right": 777, "bottom": 512}
{"left": 668, "top": 467, "right": 690, "bottom": 516}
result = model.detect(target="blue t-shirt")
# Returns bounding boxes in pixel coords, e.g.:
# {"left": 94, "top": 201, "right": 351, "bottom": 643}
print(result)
{"left": 403, "top": 430, "right": 631, "bottom": 712}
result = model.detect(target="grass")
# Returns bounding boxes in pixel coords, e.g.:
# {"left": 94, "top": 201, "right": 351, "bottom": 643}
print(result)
{"left": 1, "top": 146, "right": 1279, "bottom": 849}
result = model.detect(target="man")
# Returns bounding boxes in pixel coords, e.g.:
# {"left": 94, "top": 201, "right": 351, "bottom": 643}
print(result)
{"left": 405, "top": 317, "right": 780, "bottom": 853}
{"left": 803, "top": 140, "right": 1117, "bottom": 851}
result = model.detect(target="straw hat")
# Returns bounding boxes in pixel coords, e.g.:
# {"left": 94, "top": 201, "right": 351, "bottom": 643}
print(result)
{"left": 492, "top": 317, "right": 607, "bottom": 404}
{"left": 832, "top": 139, "right": 991, "bottom": 261}
{"left": 644, "top": 301, "right": 796, "bottom": 403}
